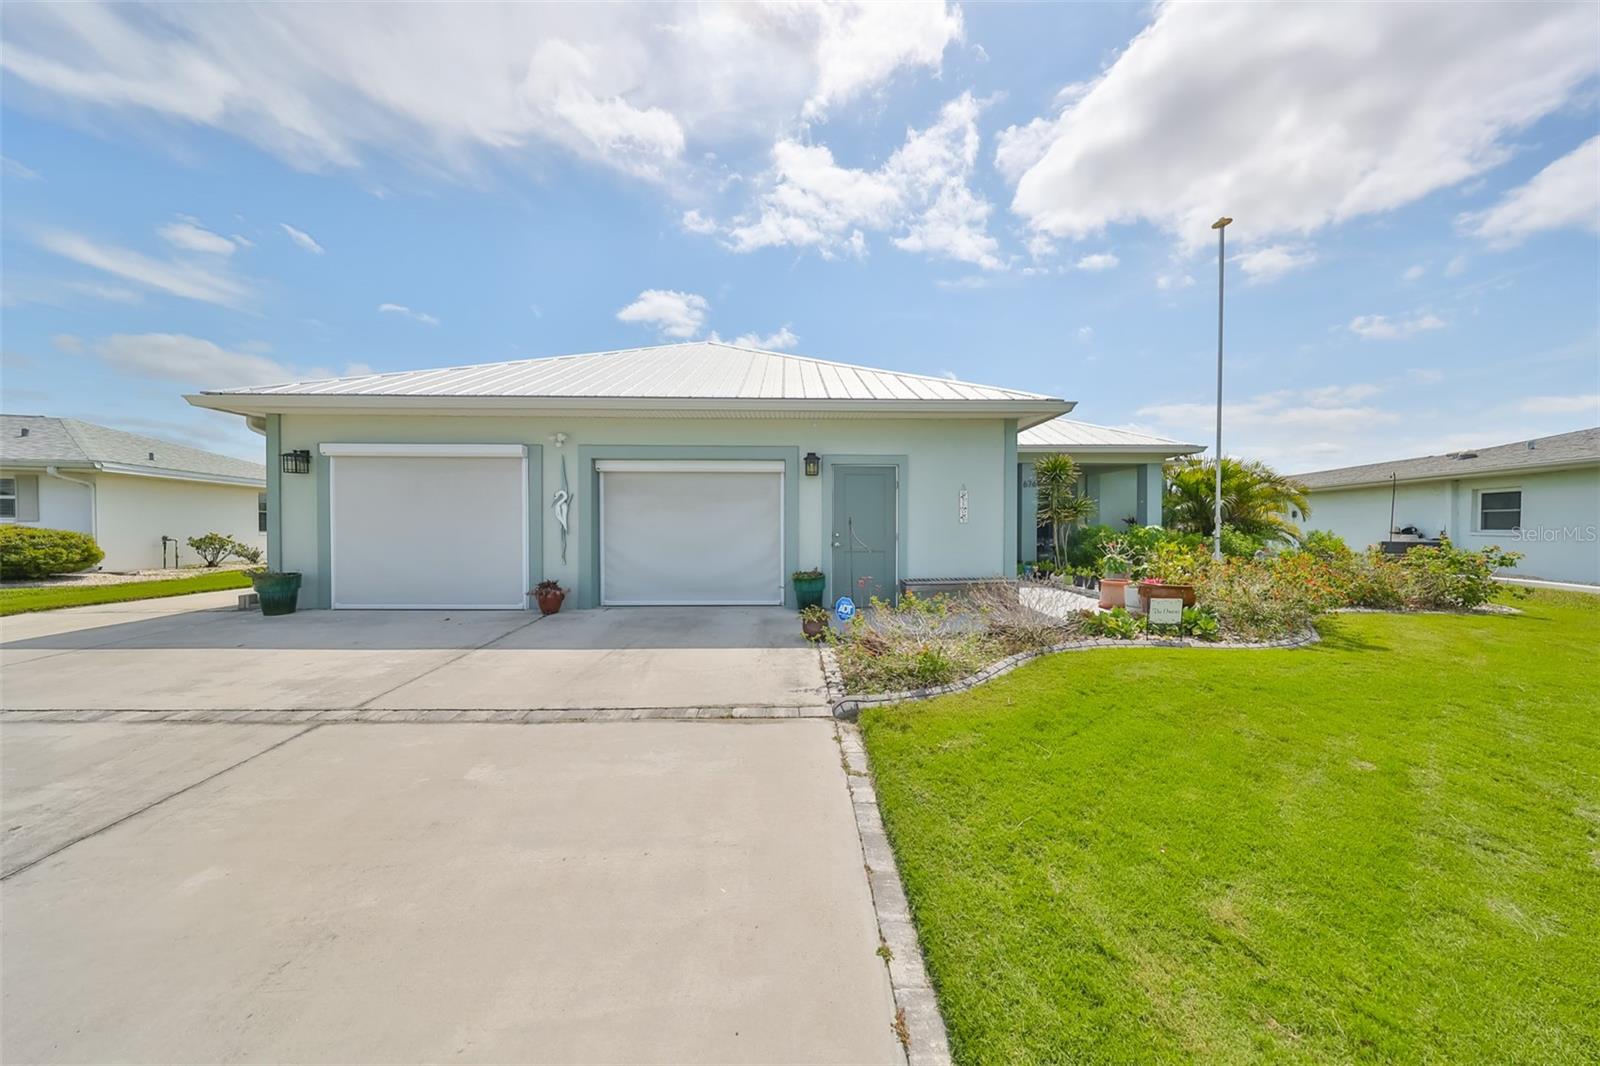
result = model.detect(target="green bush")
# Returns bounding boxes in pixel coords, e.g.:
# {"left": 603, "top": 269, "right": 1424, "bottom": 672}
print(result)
{"left": 1399, "top": 539, "right": 1522, "bottom": 609}
{"left": 0, "top": 526, "right": 105, "bottom": 579}
{"left": 1219, "top": 525, "right": 1266, "bottom": 559}
{"left": 1081, "top": 606, "right": 1146, "bottom": 640}
{"left": 186, "top": 532, "right": 263, "bottom": 567}
{"left": 1297, "top": 529, "right": 1352, "bottom": 559}
{"left": 1194, "top": 558, "right": 1322, "bottom": 640}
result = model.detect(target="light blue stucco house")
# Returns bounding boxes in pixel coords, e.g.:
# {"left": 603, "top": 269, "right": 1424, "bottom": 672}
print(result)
{"left": 188, "top": 341, "right": 1078, "bottom": 611}
{"left": 1294, "top": 427, "right": 1600, "bottom": 585}
{"left": 1015, "top": 419, "right": 1203, "bottom": 564}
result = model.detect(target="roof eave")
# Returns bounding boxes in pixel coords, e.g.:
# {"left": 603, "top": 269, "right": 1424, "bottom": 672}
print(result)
{"left": 188, "top": 392, "right": 1073, "bottom": 426}
{"left": 1018, "top": 442, "right": 1204, "bottom": 457}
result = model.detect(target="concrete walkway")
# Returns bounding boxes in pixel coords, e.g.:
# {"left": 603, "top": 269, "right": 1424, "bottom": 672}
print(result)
{"left": 1, "top": 719, "right": 902, "bottom": 1064}
{"left": 0, "top": 594, "right": 827, "bottom": 713}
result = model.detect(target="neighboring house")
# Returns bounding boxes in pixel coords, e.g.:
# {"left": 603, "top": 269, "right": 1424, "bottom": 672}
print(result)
{"left": 1294, "top": 427, "right": 1600, "bottom": 585}
{"left": 187, "top": 341, "right": 1072, "bottom": 610}
{"left": 1016, "top": 418, "right": 1203, "bottom": 563}
{"left": 0, "top": 415, "right": 268, "bottom": 571}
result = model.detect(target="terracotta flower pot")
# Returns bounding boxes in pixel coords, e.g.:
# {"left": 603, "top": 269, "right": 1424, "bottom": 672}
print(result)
{"left": 801, "top": 617, "right": 828, "bottom": 641}
{"left": 534, "top": 588, "right": 565, "bottom": 615}
{"left": 1099, "top": 576, "right": 1129, "bottom": 609}
{"left": 1137, "top": 581, "right": 1195, "bottom": 611}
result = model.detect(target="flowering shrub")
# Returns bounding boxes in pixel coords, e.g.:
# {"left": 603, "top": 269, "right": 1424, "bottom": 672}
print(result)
{"left": 1398, "top": 540, "right": 1522, "bottom": 609}
{"left": 1193, "top": 559, "right": 1324, "bottom": 640}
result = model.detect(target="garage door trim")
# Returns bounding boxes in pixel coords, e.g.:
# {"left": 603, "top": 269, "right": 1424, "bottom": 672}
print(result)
{"left": 322, "top": 443, "right": 528, "bottom": 610}
{"left": 598, "top": 460, "right": 785, "bottom": 607}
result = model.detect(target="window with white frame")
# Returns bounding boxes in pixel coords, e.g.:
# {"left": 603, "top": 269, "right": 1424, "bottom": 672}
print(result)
{"left": 0, "top": 477, "right": 14, "bottom": 520}
{"left": 258, "top": 492, "right": 268, "bottom": 533}
{"left": 1477, "top": 489, "right": 1521, "bottom": 531}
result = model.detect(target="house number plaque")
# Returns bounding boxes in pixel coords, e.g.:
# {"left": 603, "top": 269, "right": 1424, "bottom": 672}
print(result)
{"left": 958, "top": 486, "right": 969, "bottom": 524}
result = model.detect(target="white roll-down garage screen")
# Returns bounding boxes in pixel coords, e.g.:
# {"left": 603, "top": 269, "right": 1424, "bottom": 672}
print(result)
{"left": 323, "top": 443, "right": 527, "bottom": 609}
{"left": 599, "top": 460, "right": 784, "bottom": 606}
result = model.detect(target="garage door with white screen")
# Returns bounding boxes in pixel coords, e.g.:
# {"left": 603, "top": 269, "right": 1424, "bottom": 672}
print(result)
{"left": 322, "top": 444, "right": 527, "bottom": 609}
{"left": 599, "top": 460, "right": 784, "bottom": 606}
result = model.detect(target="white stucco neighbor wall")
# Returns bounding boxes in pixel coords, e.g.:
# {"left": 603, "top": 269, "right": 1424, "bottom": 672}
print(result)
{"left": 92, "top": 474, "right": 266, "bottom": 571}
{"left": 275, "top": 413, "right": 1015, "bottom": 608}
{"left": 0, "top": 469, "right": 95, "bottom": 536}
{"left": 1303, "top": 466, "right": 1600, "bottom": 584}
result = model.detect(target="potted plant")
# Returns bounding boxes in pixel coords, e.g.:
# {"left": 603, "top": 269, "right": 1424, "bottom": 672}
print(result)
{"left": 249, "top": 570, "right": 302, "bottom": 616}
{"left": 1138, "top": 542, "right": 1201, "bottom": 609}
{"left": 792, "top": 568, "right": 826, "bottom": 610}
{"left": 1099, "top": 541, "right": 1133, "bottom": 609}
{"left": 532, "top": 579, "right": 566, "bottom": 615}
{"left": 800, "top": 604, "right": 831, "bottom": 641}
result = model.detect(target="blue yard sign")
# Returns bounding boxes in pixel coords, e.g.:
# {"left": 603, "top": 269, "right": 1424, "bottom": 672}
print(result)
{"left": 834, "top": 596, "right": 856, "bottom": 622}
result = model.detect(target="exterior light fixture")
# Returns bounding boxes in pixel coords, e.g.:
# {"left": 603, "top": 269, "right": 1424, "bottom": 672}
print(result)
{"left": 280, "top": 449, "right": 312, "bottom": 475}
{"left": 804, "top": 451, "right": 821, "bottom": 477}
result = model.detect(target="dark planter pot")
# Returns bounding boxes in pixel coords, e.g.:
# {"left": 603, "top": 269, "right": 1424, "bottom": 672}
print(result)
{"left": 534, "top": 588, "right": 566, "bottom": 615}
{"left": 1138, "top": 582, "right": 1196, "bottom": 610}
{"left": 801, "top": 617, "right": 828, "bottom": 641}
{"left": 792, "top": 574, "right": 826, "bottom": 610}
{"left": 250, "top": 571, "right": 302, "bottom": 616}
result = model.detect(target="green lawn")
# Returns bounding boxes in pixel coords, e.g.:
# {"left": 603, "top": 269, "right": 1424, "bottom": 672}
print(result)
{"left": 0, "top": 570, "right": 252, "bottom": 616}
{"left": 860, "top": 590, "right": 1600, "bottom": 1064}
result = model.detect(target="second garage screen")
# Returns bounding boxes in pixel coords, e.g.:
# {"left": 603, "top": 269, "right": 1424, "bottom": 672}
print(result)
{"left": 598, "top": 460, "right": 785, "bottom": 605}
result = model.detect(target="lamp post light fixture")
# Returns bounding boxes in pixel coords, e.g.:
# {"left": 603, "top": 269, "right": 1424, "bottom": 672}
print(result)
{"left": 1210, "top": 215, "right": 1232, "bottom": 561}
{"left": 803, "top": 451, "right": 822, "bottom": 477}
{"left": 279, "top": 449, "right": 312, "bottom": 475}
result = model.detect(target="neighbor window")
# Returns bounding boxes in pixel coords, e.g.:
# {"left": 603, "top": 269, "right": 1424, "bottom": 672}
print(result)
{"left": 258, "top": 492, "right": 268, "bottom": 533}
{"left": 1478, "top": 489, "right": 1521, "bottom": 531}
{"left": 0, "top": 478, "right": 14, "bottom": 520}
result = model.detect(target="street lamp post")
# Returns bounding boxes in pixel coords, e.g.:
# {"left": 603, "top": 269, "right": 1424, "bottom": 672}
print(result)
{"left": 1210, "top": 216, "right": 1232, "bottom": 561}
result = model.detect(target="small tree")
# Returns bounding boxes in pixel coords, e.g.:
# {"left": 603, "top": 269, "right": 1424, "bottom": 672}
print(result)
{"left": 186, "top": 532, "right": 263, "bottom": 568}
{"left": 1034, "top": 454, "right": 1097, "bottom": 567}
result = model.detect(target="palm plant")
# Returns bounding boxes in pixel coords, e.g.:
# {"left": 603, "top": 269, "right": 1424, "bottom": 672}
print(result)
{"left": 1034, "top": 453, "right": 1097, "bottom": 567}
{"left": 1163, "top": 457, "right": 1311, "bottom": 543}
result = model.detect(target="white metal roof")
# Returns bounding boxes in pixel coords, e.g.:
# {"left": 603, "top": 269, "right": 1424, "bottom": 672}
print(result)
{"left": 1018, "top": 417, "right": 1202, "bottom": 455}
{"left": 206, "top": 341, "right": 1050, "bottom": 402}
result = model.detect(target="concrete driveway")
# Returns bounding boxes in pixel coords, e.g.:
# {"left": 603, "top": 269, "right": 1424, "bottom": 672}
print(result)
{"left": 1, "top": 719, "right": 901, "bottom": 1064}
{"left": 0, "top": 593, "right": 826, "bottom": 713}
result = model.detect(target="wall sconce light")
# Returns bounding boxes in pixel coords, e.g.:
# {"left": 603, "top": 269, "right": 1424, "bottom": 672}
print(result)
{"left": 280, "top": 449, "right": 312, "bottom": 475}
{"left": 804, "top": 451, "right": 821, "bottom": 477}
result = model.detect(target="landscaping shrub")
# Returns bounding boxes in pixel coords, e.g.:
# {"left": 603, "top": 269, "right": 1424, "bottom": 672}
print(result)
{"left": 1399, "top": 539, "right": 1522, "bottom": 609}
{"left": 1298, "top": 528, "right": 1352, "bottom": 559}
{"left": 186, "top": 532, "right": 263, "bottom": 567}
{"left": 0, "top": 526, "right": 104, "bottom": 579}
{"left": 1219, "top": 524, "right": 1266, "bottom": 559}
{"left": 1193, "top": 558, "right": 1323, "bottom": 640}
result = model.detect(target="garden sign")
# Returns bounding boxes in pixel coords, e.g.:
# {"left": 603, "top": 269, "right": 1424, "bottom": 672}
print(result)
{"left": 1148, "top": 596, "right": 1183, "bottom": 626}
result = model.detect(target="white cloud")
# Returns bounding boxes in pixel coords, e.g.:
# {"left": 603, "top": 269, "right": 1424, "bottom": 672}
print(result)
{"left": 1515, "top": 393, "right": 1600, "bottom": 416}
{"left": 378, "top": 302, "right": 440, "bottom": 326}
{"left": 1002, "top": 3, "right": 1598, "bottom": 254}
{"left": 280, "top": 223, "right": 324, "bottom": 254}
{"left": 1445, "top": 254, "right": 1469, "bottom": 277}
{"left": 1460, "top": 136, "right": 1600, "bottom": 248}
{"left": 1075, "top": 252, "right": 1119, "bottom": 272}
{"left": 1348, "top": 311, "right": 1446, "bottom": 340}
{"left": 1406, "top": 368, "right": 1445, "bottom": 385}
{"left": 680, "top": 209, "right": 719, "bottom": 235}
{"left": 36, "top": 230, "right": 251, "bottom": 307}
{"left": 725, "top": 92, "right": 1002, "bottom": 269}
{"left": 1, "top": 155, "right": 41, "bottom": 180}
{"left": 727, "top": 326, "right": 799, "bottom": 351}
{"left": 0, "top": 3, "right": 959, "bottom": 182}
{"left": 1077, "top": 326, "right": 1093, "bottom": 342}
{"left": 92, "top": 333, "right": 291, "bottom": 387}
{"left": 615, "top": 289, "right": 708, "bottom": 339}
{"left": 1156, "top": 270, "right": 1193, "bottom": 291}
{"left": 157, "top": 216, "right": 238, "bottom": 256}
{"left": 804, "top": 2, "right": 962, "bottom": 118}
{"left": 1402, "top": 263, "right": 1427, "bottom": 283}
{"left": 1234, "top": 244, "right": 1315, "bottom": 283}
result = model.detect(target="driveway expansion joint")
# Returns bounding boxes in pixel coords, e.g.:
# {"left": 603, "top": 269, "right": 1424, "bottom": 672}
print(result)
{"left": 0, "top": 723, "right": 321, "bottom": 881}
{"left": 836, "top": 720, "right": 953, "bottom": 1066}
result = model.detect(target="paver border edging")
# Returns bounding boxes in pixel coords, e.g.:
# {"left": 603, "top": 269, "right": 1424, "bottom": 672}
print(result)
{"left": 836, "top": 720, "right": 952, "bottom": 1066}
{"left": 831, "top": 627, "right": 1321, "bottom": 720}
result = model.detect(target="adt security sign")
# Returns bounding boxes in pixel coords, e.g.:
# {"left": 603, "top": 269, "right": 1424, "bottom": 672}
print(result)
{"left": 834, "top": 596, "right": 857, "bottom": 622}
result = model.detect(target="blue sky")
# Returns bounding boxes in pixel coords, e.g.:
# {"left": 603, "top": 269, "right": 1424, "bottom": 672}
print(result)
{"left": 2, "top": 1, "right": 1596, "bottom": 471}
